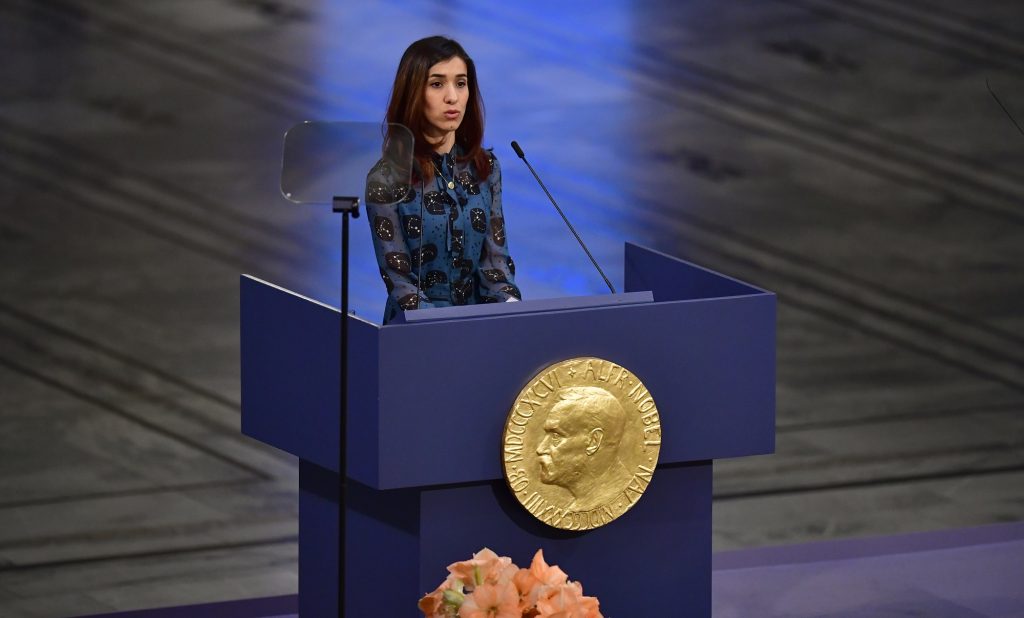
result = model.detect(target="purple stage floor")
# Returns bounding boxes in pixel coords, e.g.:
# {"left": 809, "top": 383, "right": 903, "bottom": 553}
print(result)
{"left": 78, "top": 522, "right": 1024, "bottom": 617}
{"left": 714, "top": 521, "right": 1024, "bottom": 617}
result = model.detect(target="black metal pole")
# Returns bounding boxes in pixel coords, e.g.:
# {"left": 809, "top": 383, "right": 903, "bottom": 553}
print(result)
{"left": 333, "top": 196, "right": 358, "bottom": 617}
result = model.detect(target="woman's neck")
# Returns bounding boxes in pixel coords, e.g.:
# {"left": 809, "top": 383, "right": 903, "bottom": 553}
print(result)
{"left": 428, "top": 130, "right": 456, "bottom": 154}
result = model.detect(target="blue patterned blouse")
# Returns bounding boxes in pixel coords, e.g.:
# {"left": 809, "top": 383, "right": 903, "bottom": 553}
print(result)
{"left": 365, "top": 147, "right": 521, "bottom": 324}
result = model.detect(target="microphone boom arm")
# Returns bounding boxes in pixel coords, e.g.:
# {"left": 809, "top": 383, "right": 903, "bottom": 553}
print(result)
{"left": 511, "top": 141, "right": 616, "bottom": 294}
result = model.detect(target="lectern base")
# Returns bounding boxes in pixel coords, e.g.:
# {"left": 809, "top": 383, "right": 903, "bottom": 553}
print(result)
{"left": 300, "top": 459, "right": 711, "bottom": 617}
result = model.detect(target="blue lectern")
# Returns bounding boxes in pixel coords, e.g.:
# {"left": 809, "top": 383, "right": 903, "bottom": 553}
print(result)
{"left": 241, "top": 242, "right": 775, "bottom": 616}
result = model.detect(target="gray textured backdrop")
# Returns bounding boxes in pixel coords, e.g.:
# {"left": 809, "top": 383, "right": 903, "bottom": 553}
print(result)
{"left": 1, "top": 1, "right": 1022, "bottom": 615}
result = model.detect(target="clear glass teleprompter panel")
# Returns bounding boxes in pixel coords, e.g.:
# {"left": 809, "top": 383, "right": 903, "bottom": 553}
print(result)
{"left": 280, "top": 121, "right": 413, "bottom": 205}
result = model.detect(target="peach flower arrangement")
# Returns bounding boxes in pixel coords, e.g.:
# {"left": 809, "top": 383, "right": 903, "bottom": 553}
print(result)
{"left": 419, "top": 548, "right": 603, "bottom": 618}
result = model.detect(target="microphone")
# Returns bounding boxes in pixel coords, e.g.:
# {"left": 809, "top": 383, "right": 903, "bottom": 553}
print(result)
{"left": 510, "top": 140, "right": 617, "bottom": 294}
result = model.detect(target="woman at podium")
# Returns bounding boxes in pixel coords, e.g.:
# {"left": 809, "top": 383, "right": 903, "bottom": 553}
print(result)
{"left": 366, "top": 36, "right": 521, "bottom": 324}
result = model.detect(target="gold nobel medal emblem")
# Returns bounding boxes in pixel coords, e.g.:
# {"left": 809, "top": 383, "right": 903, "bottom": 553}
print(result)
{"left": 501, "top": 357, "right": 662, "bottom": 531}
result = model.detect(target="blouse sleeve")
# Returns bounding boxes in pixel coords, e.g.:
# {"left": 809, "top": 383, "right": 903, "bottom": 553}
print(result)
{"left": 365, "top": 162, "right": 435, "bottom": 312}
{"left": 477, "top": 155, "right": 522, "bottom": 301}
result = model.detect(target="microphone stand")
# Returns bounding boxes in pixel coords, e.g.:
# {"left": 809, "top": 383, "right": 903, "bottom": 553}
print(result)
{"left": 332, "top": 194, "right": 359, "bottom": 618}
{"left": 510, "top": 141, "right": 616, "bottom": 294}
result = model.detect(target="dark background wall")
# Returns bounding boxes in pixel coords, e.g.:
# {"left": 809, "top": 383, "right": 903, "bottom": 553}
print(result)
{"left": 1, "top": 1, "right": 1022, "bottom": 615}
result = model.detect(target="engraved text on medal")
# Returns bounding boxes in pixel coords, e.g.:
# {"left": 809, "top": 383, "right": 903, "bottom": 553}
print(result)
{"left": 501, "top": 357, "right": 662, "bottom": 530}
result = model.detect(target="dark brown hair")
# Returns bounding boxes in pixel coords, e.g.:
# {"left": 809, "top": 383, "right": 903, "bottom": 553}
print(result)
{"left": 386, "top": 36, "right": 490, "bottom": 182}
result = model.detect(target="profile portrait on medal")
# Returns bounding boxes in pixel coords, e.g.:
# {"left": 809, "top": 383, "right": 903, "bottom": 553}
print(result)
{"left": 365, "top": 36, "right": 521, "bottom": 324}
{"left": 536, "top": 385, "right": 634, "bottom": 512}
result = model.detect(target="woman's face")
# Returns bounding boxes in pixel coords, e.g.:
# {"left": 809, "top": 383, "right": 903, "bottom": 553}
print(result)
{"left": 422, "top": 56, "right": 469, "bottom": 143}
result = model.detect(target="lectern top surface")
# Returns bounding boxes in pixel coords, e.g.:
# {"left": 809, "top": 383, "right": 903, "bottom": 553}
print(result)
{"left": 391, "top": 291, "right": 654, "bottom": 324}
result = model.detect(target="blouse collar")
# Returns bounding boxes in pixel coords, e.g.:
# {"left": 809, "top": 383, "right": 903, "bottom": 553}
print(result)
{"left": 431, "top": 143, "right": 462, "bottom": 168}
